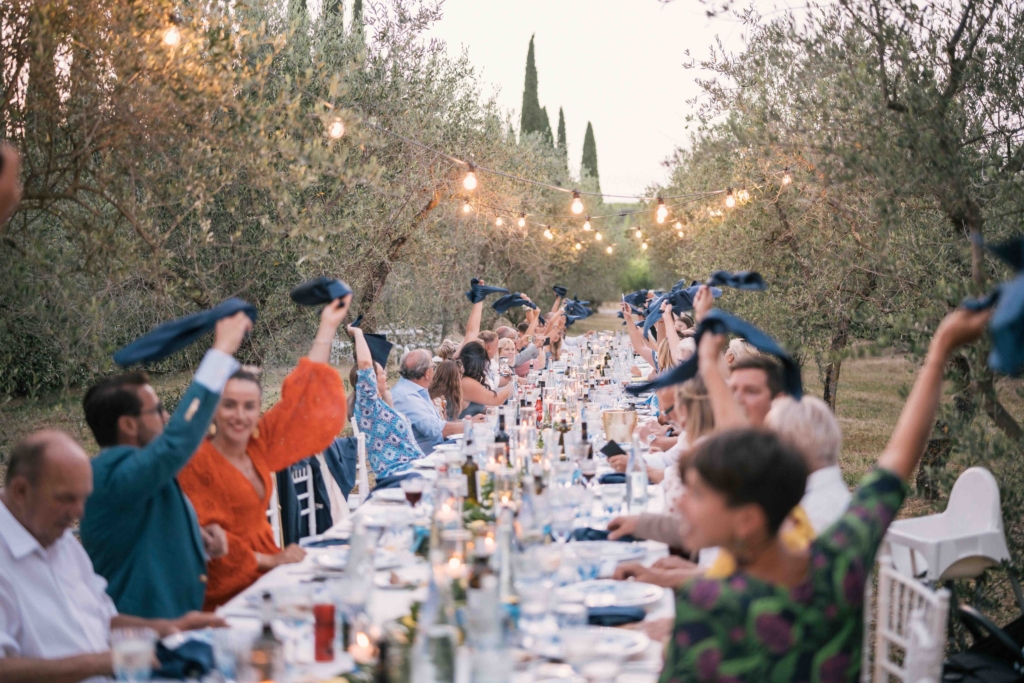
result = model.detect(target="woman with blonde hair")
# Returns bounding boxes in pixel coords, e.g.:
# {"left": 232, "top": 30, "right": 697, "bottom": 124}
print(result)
{"left": 429, "top": 359, "right": 464, "bottom": 421}
{"left": 435, "top": 339, "right": 459, "bottom": 361}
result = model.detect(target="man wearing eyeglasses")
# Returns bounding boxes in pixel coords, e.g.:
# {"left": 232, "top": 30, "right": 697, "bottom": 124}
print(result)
{"left": 79, "top": 314, "right": 251, "bottom": 619}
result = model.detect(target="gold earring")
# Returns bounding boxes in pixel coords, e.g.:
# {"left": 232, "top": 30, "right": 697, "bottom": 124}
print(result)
{"left": 252, "top": 426, "right": 260, "bottom": 440}
{"left": 208, "top": 423, "right": 217, "bottom": 437}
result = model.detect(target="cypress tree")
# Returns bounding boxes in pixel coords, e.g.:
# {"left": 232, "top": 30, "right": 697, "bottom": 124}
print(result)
{"left": 581, "top": 122, "right": 601, "bottom": 195}
{"left": 540, "top": 106, "right": 554, "bottom": 146}
{"left": 520, "top": 36, "right": 545, "bottom": 138}
{"left": 556, "top": 107, "right": 567, "bottom": 161}
{"left": 352, "top": 0, "right": 363, "bottom": 32}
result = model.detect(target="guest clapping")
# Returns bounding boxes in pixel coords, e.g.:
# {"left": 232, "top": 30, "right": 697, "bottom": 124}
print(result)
{"left": 456, "top": 341, "right": 513, "bottom": 418}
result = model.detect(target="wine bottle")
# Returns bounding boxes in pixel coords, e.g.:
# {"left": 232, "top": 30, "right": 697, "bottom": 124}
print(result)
{"left": 463, "top": 454, "right": 479, "bottom": 504}
{"left": 251, "top": 593, "right": 283, "bottom": 682}
{"left": 494, "top": 414, "right": 510, "bottom": 459}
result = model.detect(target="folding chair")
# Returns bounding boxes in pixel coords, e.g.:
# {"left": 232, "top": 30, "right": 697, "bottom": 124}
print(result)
{"left": 266, "top": 477, "right": 282, "bottom": 548}
{"left": 291, "top": 462, "right": 314, "bottom": 539}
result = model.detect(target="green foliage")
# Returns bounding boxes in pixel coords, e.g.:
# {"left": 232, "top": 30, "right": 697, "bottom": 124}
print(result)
{"left": 519, "top": 35, "right": 545, "bottom": 140}
{"left": 581, "top": 122, "right": 600, "bottom": 195}
{"left": 619, "top": 257, "right": 656, "bottom": 293}
{"left": 556, "top": 107, "right": 568, "bottom": 164}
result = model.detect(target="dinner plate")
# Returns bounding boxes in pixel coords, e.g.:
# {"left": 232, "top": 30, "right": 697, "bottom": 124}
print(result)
{"left": 311, "top": 549, "right": 409, "bottom": 572}
{"left": 373, "top": 565, "right": 426, "bottom": 590}
{"left": 566, "top": 541, "right": 646, "bottom": 563}
{"left": 555, "top": 580, "right": 664, "bottom": 610}
{"left": 371, "top": 488, "right": 408, "bottom": 503}
{"left": 529, "top": 627, "right": 651, "bottom": 662}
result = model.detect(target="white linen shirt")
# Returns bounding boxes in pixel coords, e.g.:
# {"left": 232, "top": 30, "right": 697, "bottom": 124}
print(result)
{"left": 800, "top": 465, "right": 853, "bottom": 533}
{"left": 0, "top": 499, "right": 116, "bottom": 662}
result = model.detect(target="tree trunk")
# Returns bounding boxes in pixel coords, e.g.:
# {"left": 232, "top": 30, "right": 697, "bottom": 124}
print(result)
{"left": 354, "top": 186, "right": 445, "bottom": 331}
{"left": 822, "top": 316, "right": 850, "bottom": 410}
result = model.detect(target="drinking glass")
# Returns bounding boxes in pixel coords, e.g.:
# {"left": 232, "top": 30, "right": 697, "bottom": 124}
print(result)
{"left": 550, "top": 505, "right": 576, "bottom": 545}
{"left": 272, "top": 584, "right": 315, "bottom": 664}
{"left": 574, "top": 544, "right": 603, "bottom": 581}
{"left": 400, "top": 477, "right": 425, "bottom": 509}
{"left": 555, "top": 602, "right": 589, "bottom": 629}
{"left": 600, "top": 484, "right": 626, "bottom": 518}
{"left": 111, "top": 628, "right": 157, "bottom": 682}
{"left": 578, "top": 459, "right": 598, "bottom": 488}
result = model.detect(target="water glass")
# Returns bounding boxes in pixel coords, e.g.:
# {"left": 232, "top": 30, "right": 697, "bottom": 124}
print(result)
{"left": 111, "top": 627, "right": 157, "bottom": 681}
{"left": 600, "top": 483, "right": 626, "bottom": 517}
{"left": 272, "top": 584, "right": 315, "bottom": 664}
{"left": 555, "top": 602, "right": 589, "bottom": 629}
{"left": 575, "top": 544, "right": 603, "bottom": 581}
{"left": 550, "top": 505, "right": 576, "bottom": 544}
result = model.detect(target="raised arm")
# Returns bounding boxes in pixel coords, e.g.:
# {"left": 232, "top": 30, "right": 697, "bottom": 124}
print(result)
{"left": 462, "top": 377, "right": 513, "bottom": 406}
{"left": 308, "top": 296, "right": 351, "bottom": 364}
{"left": 697, "top": 332, "right": 749, "bottom": 430}
{"left": 878, "top": 308, "right": 990, "bottom": 481}
{"left": 621, "top": 301, "right": 656, "bottom": 367}
{"left": 660, "top": 301, "right": 683, "bottom": 367}
{"left": 347, "top": 325, "right": 373, "bottom": 370}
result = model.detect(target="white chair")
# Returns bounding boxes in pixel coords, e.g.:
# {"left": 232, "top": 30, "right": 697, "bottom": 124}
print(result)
{"left": 266, "top": 478, "right": 282, "bottom": 548}
{"left": 868, "top": 555, "right": 950, "bottom": 683}
{"left": 884, "top": 467, "right": 1013, "bottom": 585}
{"left": 291, "top": 463, "right": 314, "bottom": 538}
{"left": 348, "top": 422, "right": 369, "bottom": 511}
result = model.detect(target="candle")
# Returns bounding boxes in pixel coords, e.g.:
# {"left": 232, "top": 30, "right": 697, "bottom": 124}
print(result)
{"left": 348, "top": 631, "right": 376, "bottom": 665}
{"left": 447, "top": 556, "right": 464, "bottom": 579}
{"left": 483, "top": 535, "right": 496, "bottom": 554}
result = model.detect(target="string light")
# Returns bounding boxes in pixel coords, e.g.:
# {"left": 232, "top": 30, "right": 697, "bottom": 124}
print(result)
{"left": 606, "top": 245, "right": 614, "bottom": 254}
{"left": 677, "top": 229, "right": 684, "bottom": 238}
{"left": 582, "top": 216, "right": 592, "bottom": 231}
{"left": 571, "top": 190, "right": 584, "bottom": 215}
{"left": 327, "top": 117, "right": 345, "bottom": 139}
{"left": 674, "top": 221, "right": 682, "bottom": 230}
{"left": 641, "top": 241, "right": 649, "bottom": 251}
{"left": 163, "top": 24, "right": 181, "bottom": 47}
{"left": 725, "top": 188, "right": 736, "bottom": 209}
{"left": 518, "top": 213, "right": 526, "bottom": 228}
{"left": 463, "top": 165, "right": 478, "bottom": 192}
{"left": 543, "top": 226, "right": 553, "bottom": 240}
{"left": 574, "top": 242, "right": 583, "bottom": 251}
{"left": 782, "top": 168, "right": 792, "bottom": 185}
{"left": 595, "top": 231, "right": 603, "bottom": 241}
{"left": 737, "top": 187, "right": 750, "bottom": 203}
{"left": 656, "top": 198, "right": 668, "bottom": 224}
{"left": 495, "top": 216, "right": 503, "bottom": 227}
{"left": 634, "top": 228, "right": 643, "bottom": 240}
{"left": 462, "top": 200, "right": 472, "bottom": 214}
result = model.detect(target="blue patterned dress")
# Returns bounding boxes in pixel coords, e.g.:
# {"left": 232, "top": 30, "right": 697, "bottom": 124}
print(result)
{"left": 355, "top": 368, "right": 424, "bottom": 479}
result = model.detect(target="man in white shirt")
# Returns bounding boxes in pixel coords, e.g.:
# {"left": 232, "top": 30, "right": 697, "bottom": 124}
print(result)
{"left": 0, "top": 430, "right": 222, "bottom": 683}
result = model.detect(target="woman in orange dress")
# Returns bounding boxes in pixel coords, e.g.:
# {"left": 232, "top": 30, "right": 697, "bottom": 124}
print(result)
{"left": 179, "top": 297, "right": 350, "bottom": 610}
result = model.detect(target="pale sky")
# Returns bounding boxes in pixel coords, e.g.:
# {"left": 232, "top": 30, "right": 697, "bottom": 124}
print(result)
{"left": 426, "top": 1, "right": 780, "bottom": 201}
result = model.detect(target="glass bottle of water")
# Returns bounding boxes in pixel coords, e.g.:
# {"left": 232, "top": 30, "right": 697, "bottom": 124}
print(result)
{"left": 626, "top": 434, "right": 649, "bottom": 513}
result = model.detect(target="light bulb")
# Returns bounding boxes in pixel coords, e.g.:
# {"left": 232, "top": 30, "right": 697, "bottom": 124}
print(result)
{"left": 782, "top": 169, "right": 792, "bottom": 185}
{"left": 738, "top": 188, "right": 749, "bottom": 203}
{"left": 595, "top": 231, "right": 603, "bottom": 241}
{"left": 634, "top": 228, "right": 642, "bottom": 240}
{"left": 582, "top": 217, "right": 592, "bottom": 231}
{"left": 677, "top": 230, "right": 684, "bottom": 238}
{"left": 641, "top": 241, "right": 649, "bottom": 251}
{"left": 674, "top": 221, "right": 682, "bottom": 230}
{"left": 574, "top": 242, "right": 583, "bottom": 251}
{"left": 570, "top": 190, "right": 584, "bottom": 215}
{"left": 725, "top": 189, "right": 736, "bottom": 209}
{"left": 543, "top": 227, "right": 553, "bottom": 240}
{"left": 495, "top": 217, "right": 503, "bottom": 227}
{"left": 462, "top": 201, "right": 472, "bottom": 214}
{"left": 518, "top": 214, "right": 526, "bottom": 228}
{"left": 656, "top": 198, "right": 668, "bottom": 224}
{"left": 606, "top": 245, "right": 614, "bottom": 254}
{"left": 163, "top": 25, "right": 181, "bottom": 47}
{"left": 463, "top": 169, "right": 477, "bottom": 191}
{"left": 327, "top": 117, "right": 345, "bottom": 139}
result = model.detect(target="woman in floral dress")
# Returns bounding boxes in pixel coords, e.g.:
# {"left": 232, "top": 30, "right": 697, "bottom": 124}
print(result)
{"left": 660, "top": 308, "right": 990, "bottom": 683}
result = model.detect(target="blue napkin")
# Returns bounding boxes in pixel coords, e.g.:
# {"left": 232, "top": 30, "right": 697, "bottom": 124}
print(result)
{"left": 289, "top": 277, "right": 352, "bottom": 306}
{"left": 588, "top": 606, "right": 646, "bottom": 627}
{"left": 301, "top": 537, "right": 349, "bottom": 548}
{"left": 113, "top": 298, "right": 257, "bottom": 367}
{"left": 154, "top": 640, "right": 214, "bottom": 680}
{"left": 598, "top": 472, "right": 626, "bottom": 485}
{"left": 492, "top": 293, "right": 538, "bottom": 314}
{"left": 465, "top": 278, "right": 510, "bottom": 304}
{"left": 552, "top": 285, "right": 568, "bottom": 298}
{"left": 707, "top": 270, "right": 767, "bottom": 291}
{"left": 628, "top": 309, "right": 803, "bottom": 399}
{"left": 961, "top": 237, "right": 1024, "bottom": 376}
{"left": 571, "top": 528, "right": 637, "bottom": 543}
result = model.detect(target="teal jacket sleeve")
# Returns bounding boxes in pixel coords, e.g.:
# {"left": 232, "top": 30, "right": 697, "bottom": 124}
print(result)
{"left": 93, "top": 381, "right": 221, "bottom": 507}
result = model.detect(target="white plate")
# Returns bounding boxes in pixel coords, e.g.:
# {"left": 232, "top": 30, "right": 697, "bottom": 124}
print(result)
{"left": 529, "top": 627, "right": 650, "bottom": 662}
{"left": 555, "top": 580, "right": 664, "bottom": 610}
{"left": 371, "top": 488, "right": 408, "bottom": 503}
{"left": 566, "top": 541, "right": 646, "bottom": 563}
{"left": 373, "top": 566, "right": 425, "bottom": 589}
{"left": 313, "top": 550, "right": 349, "bottom": 571}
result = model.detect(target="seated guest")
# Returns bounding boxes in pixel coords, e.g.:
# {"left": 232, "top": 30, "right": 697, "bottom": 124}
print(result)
{"left": 1, "top": 430, "right": 223, "bottom": 683}
{"left": 435, "top": 339, "right": 459, "bottom": 362}
{"left": 392, "top": 349, "right": 464, "bottom": 454}
{"left": 457, "top": 341, "right": 513, "bottom": 418}
{"left": 429, "top": 359, "right": 464, "bottom": 421}
{"left": 477, "top": 330, "right": 502, "bottom": 388}
{"left": 728, "top": 355, "right": 783, "bottom": 426}
{"left": 346, "top": 325, "right": 423, "bottom": 479}
{"left": 767, "top": 395, "right": 851, "bottom": 533}
{"left": 725, "top": 337, "right": 759, "bottom": 367}
{"left": 177, "top": 298, "right": 350, "bottom": 610}
{"left": 81, "top": 313, "right": 251, "bottom": 618}
{"left": 654, "top": 307, "right": 989, "bottom": 683}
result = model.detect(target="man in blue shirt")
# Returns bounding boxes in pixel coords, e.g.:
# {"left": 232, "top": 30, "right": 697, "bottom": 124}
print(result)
{"left": 391, "top": 349, "right": 463, "bottom": 455}
{"left": 80, "top": 313, "right": 250, "bottom": 619}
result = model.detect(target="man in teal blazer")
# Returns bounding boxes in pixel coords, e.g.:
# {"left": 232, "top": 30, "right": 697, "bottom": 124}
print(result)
{"left": 80, "top": 314, "right": 251, "bottom": 619}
